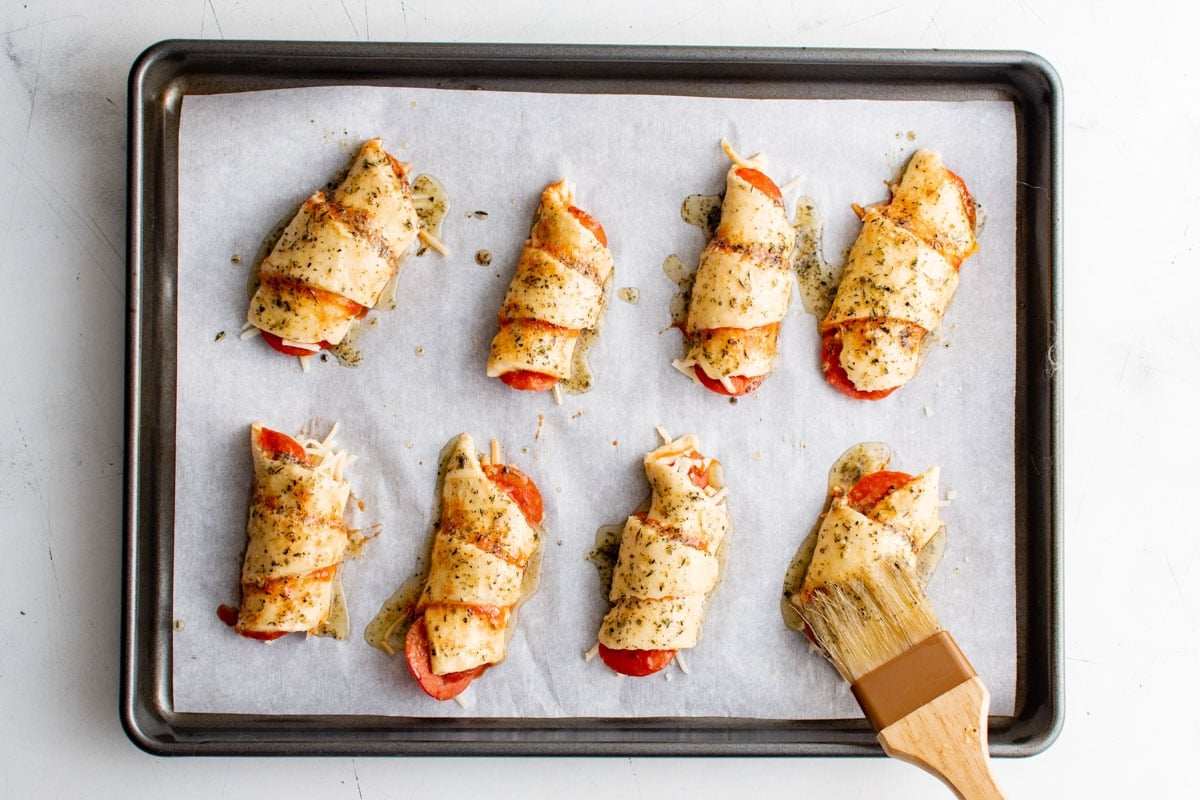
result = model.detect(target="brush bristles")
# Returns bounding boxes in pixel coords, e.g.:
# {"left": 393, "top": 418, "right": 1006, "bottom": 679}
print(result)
{"left": 800, "top": 562, "right": 942, "bottom": 683}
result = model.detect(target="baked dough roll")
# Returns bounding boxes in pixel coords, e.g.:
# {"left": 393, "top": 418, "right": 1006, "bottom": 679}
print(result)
{"left": 487, "top": 179, "right": 614, "bottom": 392}
{"left": 246, "top": 138, "right": 438, "bottom": 364}
{"left": 228, "top": 422, "right": 357, "bottom": 641}
{"left": 404, "top": 434, "right": 543, "bottom": 700}
{"left": 676, "top": 142, "right": 795, "bottom": 396}
{"left": 597, "top": 433, "right": 730, "bottom": 677}
{"left": 795, "top": 465, "right": 945, "bottom": 609}
{"left": 822, "top": 149, "right": 978, "bottom": 399}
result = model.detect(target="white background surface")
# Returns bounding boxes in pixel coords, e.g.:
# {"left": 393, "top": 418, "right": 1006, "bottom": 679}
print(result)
{"left": 1, "top": 1, "right": 1195, "bottom": 797}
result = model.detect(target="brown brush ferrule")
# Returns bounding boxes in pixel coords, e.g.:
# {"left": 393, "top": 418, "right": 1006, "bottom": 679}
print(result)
{"left": 849, "top": 630, "right": 976, "bottom": 732}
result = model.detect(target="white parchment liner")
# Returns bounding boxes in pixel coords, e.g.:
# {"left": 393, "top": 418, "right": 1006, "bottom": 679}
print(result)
{"left": 172, "top": 85, "right": 1017, "bottom": 718}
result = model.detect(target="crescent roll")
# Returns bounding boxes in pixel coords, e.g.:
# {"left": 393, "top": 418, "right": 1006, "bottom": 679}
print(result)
{"left": 487, "top": 179, "right": 614, "bottom": 392}
{"left": 404, "top": 434, "right": 543, "bottom": 699}
{"left": 795, "top": 463, "right": 945, "bottom": 609}
{"left": 233, "top": 422, "right": 356, "bottom": 640}
{"left": 597, "top": 433, "right": 730, "bottom": 676}
{"left": 676, "top": 142, "right": 795, "bottom": 396}
{"left": 246, "top": 138, "right": 424, "bottom": 359}
{"left": 822, "top": 149, "right": 978, "bottom": 398}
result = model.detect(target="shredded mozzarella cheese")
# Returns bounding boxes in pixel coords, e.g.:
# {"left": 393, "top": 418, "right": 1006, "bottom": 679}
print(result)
{"left": 239, "top": 326, "right": 261, "bottom": 341}
{"left": 720, "top": 138, "right": 766, "bottom": 170}
{"left": 780, "top": 175, "right": 804, "bottom": 194}
{"left": 551, "top": 384, "right": 563, "bottom": 406}
{"left": 282, "top": 338, "right": 321, "bottom": 353}
{"left": 670, "top": 358, "right": 704, "bottom": 386}
{"left": 302, "top": 423, "right": 356, "bottom": 484}
{"left": 453, "top": 687, "right": 475, "bottom": 710}
{"left": 417, "top": 229, "right": 451, "bottom": 256}
{"left": 583, "top": 643, "right": 600, "bottom": 662}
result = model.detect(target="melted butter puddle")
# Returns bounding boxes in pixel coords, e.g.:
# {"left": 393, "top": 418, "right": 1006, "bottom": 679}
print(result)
{"left": 364, "top": 574, "right": 423, "bottom": 655}
{"left": 561, "top": 274, "right": 613, "bottom": 395}
{"left": 791, "top": 196, "right": 840, "bottom": 320}
{"left": 366, "top": 434, "right": 457, "bottom": 657}
{"left": 587, "top": 491, "right": 653, "bottom": 601}
{"left": 663, "top": 254, "right": 693, "bottom": 328}
{"left": 681, "top": 193, "right": 723, "bottom": 242}
{"left": 246, "top": 211, "right": 294, "bottom": 300}
{"left": 586, "top": 521, "right": 626, "bottom": 601}
{"left": 665, "top": 193, "right": 723, "bottom": 331}
{"left": 412, "top": 173, "right": 450, "bottom": 256}
{"left": 328, "top": 322, "right": 365, "bottom": 367}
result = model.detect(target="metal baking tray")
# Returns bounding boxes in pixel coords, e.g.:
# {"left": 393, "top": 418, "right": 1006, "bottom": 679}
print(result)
{"left": 123, "top": 40, "right": 1062, "bottom": 756}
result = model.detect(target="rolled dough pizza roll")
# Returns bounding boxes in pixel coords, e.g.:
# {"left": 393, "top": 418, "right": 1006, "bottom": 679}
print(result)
{"left": 228, "top": 422, "right": 357, "bottom": 641}
{"left": 487, "top": 179, "right": 614, "bottom": 392}
{"left": 246, "top": 138, "right": 442, "bottom": 364}
{"left": 596, "top": 432, "right": 730, "bottom": 677}
{"left": 676, "top": 141, "right": 796, "bottom": 396}
{"left": 822, "top": 149, "right": 978, "bottom": 399}
{"left": 794, "top": 459, "right": 946, "bottom": 610}
{"left": 403, "top": 434, "right": 544, "bottom": 700}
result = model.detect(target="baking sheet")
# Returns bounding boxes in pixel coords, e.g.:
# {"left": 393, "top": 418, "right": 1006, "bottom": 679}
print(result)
{"left": 172, "top": 84, "right": 1017, "bottom": 719}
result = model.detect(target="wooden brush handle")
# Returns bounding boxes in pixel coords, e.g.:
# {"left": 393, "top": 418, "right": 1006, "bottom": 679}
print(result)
{"left": 876, "top": 676, "right": 1004, "bottom": 799}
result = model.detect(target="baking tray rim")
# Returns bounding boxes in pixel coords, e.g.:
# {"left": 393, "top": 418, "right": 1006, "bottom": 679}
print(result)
{"left": 122, "top": 38, "right": 1063, "bottom": 757}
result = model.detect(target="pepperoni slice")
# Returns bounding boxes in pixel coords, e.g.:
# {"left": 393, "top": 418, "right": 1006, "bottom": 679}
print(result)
{"left": 847, "top": 471, "right": 914, "bottom": 516}
{"left": 693, "top": 366, "right": 764, "bottom": 397}
{"left": 256, "top": 427, "right": 309, "bottom": 463}
{"left": 405, "top": 617, "right": 488, "bottom": 701}
{"left": 569, "top": 206, "right": 608, "bottom": 247}
{"left": 499, "top": 370, "right": 559, "bottom": 392}
{"left": 820, "top": 330, "right": 899, "bottom": 401}
{"left": 735, "top": 167, "right": 783, "bottom": 202}
{"left": 259, "top": 330, "right": 329, "bottom": 358}
{"left": 598, "top": 643, "right": 677, "bottom": 677}
{"left": 482, "top": 463, "right": 544, "bottom": 526}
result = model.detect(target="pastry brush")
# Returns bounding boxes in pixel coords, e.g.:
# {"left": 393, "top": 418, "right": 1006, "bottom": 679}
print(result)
{"left": 798, "top": 561, "right": 1005, "bottom": 799}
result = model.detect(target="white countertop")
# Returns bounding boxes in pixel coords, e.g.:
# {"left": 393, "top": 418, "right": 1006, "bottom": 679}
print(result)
{"left": 2, "top": 1, "right": 1195, "bottom": 797}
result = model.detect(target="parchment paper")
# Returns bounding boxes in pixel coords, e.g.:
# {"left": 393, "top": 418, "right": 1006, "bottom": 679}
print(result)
{"left": 173, "top": 84, "right": 1017, "bottom": 719}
